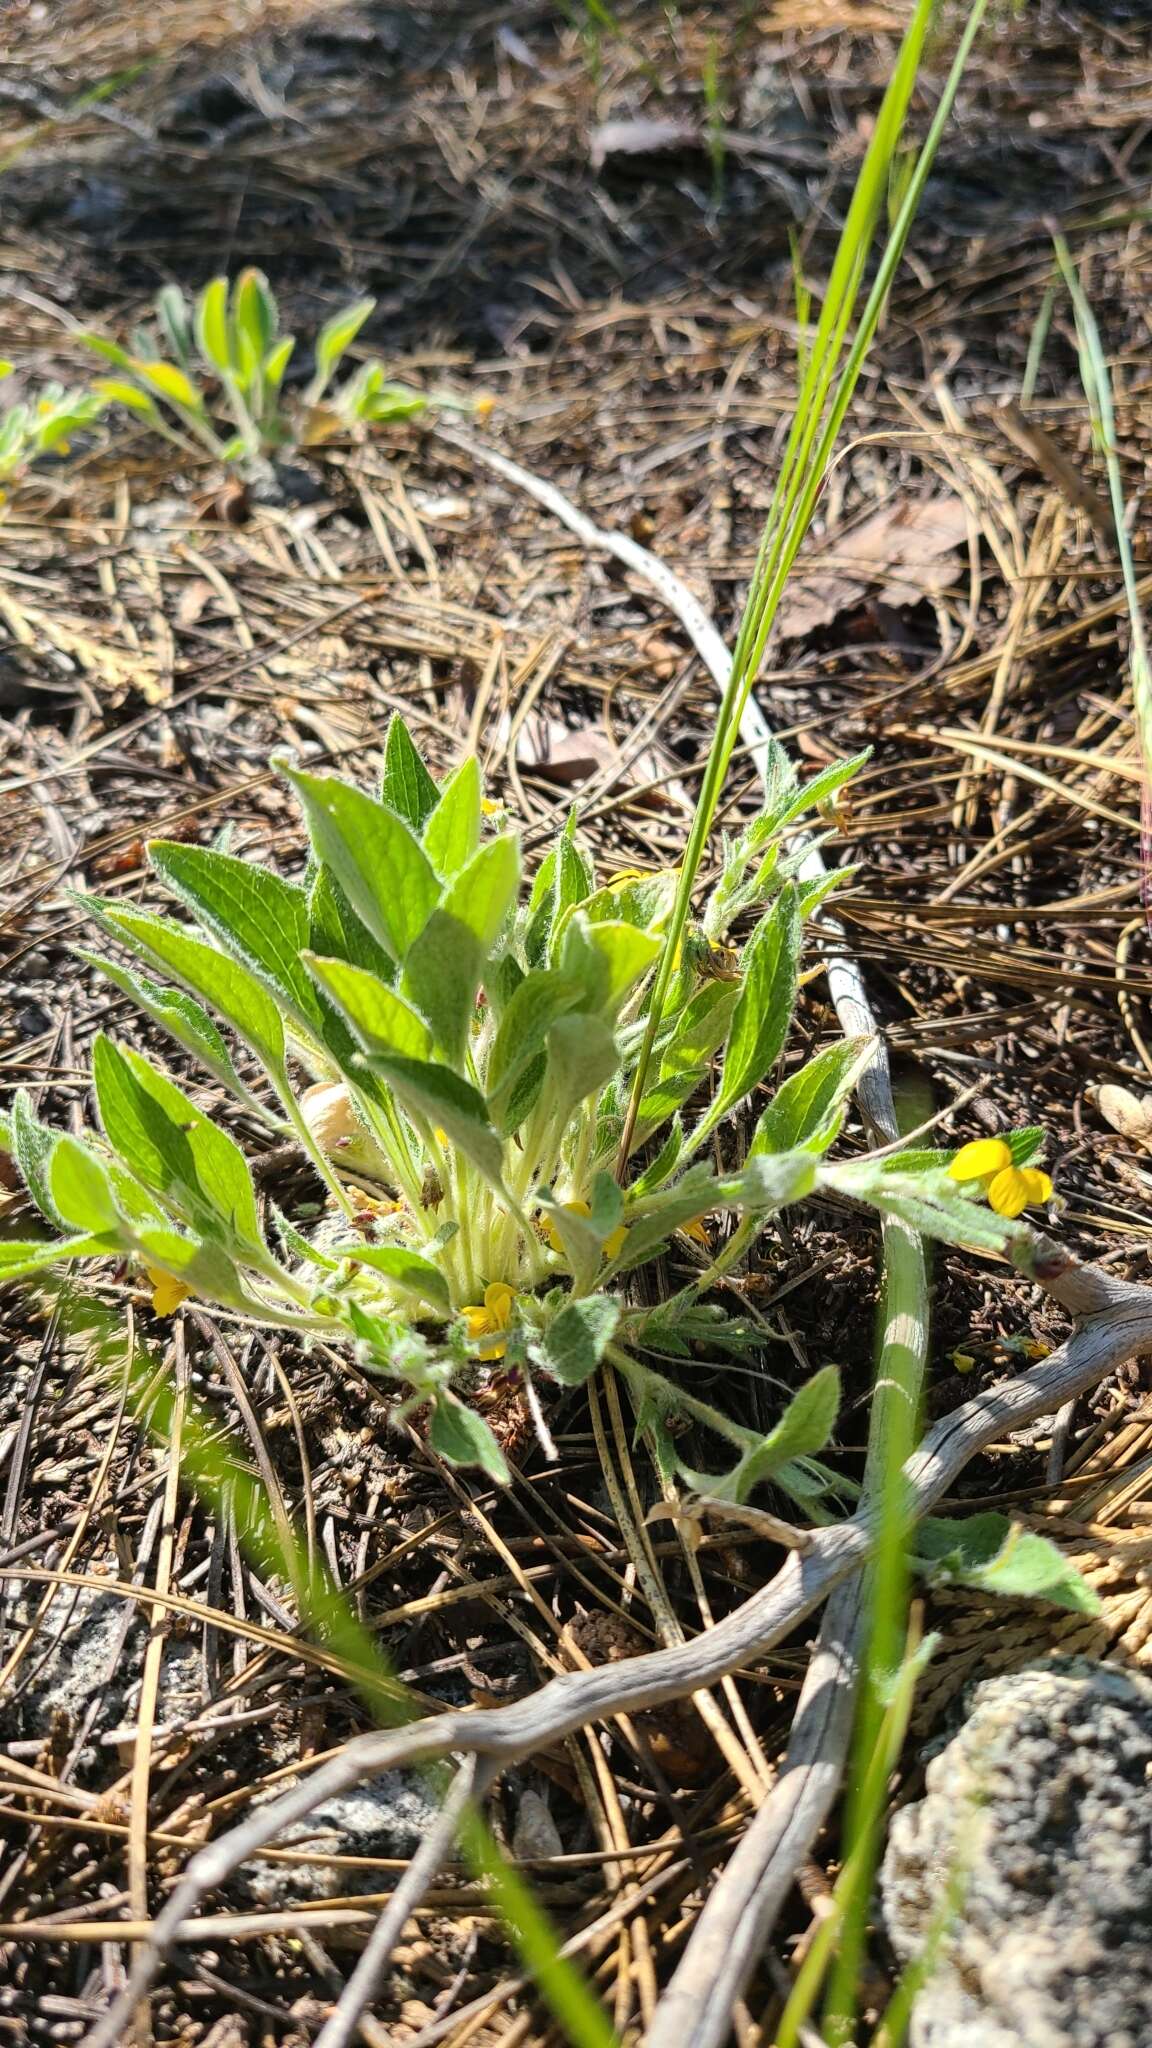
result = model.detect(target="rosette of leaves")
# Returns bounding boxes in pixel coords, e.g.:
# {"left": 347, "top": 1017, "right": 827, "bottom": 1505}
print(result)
{"left": 0, "top": 363, "right": 104, "bottom": 497}
{"left": 0, "top": 720, "right": 1046, "bottom": 1492}
{"left": 81, "top": 270, "right": 451, "bottom": 467}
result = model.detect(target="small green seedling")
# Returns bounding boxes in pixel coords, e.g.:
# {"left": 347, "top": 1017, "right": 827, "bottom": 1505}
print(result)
{"left": 0, "top": 363, "right": 104, "bottom": 499}
{"left": 81, "top": 270, "right": 458, "bottom": 467}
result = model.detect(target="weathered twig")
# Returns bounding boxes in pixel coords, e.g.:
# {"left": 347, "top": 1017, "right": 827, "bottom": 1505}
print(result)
{"left": 80, "top": 1259, "right": 1152, "bottom": 2048}
{"left": 313, "top": 1756, "right": 490, "bottom": 2048}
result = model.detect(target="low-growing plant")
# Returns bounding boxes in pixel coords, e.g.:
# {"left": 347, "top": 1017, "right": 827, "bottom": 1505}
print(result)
{"left": 81, "top": 270, "right": 461, "bottom": 467}
{"left": 0, "top": 361, "right": 104, "bottom": 498}
{"left": 2, "top": 716, "right": 1061, "bottom": 1515}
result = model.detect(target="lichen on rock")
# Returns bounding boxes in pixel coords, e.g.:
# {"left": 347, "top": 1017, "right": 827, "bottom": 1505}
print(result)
{"left": 881, "top": 1659, "right": 1152, "bottom": 2048}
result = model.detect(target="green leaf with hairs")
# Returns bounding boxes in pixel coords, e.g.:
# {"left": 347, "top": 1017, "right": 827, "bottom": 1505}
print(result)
{"left": 307, "top": 865, "right": 395, "bottom": 984}
{"left": 402, "top": 913, "right": 484, "bottom": 1063}
{"left": 917, "top": 1514, "right": 1101, "bottom": 1615}
{"left": 545, "top": 1012, "right": 619, "bottom": 1122}
{"left": 368, "top": 1054, "right": 506, "bottom": 1191}
{"left": 75, "top": 948, "right": 270, "bottom": 1120}
{"left": 333, "top": 1242, "right": 450, "bottom": 1313}
{"left": 486, "top": 969, "right": 583, "bottom": 1129}
{"left": 710, "top": 885, "right": 801, "bottom": 1125}
{"left": 444, "top": 834, "right": 521, "bottom": 950}
{"left": 304, "top": 953, "right": 430, "bottom": 1059}
{"left": 428, "top": 1393, "right": 510, "bottom": 1480}
{"left": 282, "top": 764, "right": 440, "bottom": 963}
{"left": 195, "top": 276, "right": 230, "bottom": 374}
{"left": 753, "top": 1037, "right": 872, "bottom": 1156}
{"left": 233, "top": 267, "right": 278, "bottom": 363}
{"left": 11, "top": 1090, "right": 63, "bottom": 1227}
{"left": 310, "top": 297, "right": 375, "bottom": 399}
{"left": 534, "top": 1296, "right": 619, "bottom": 1387}
{"left": 48, "top": 1136, "right": 121, "bottom": 1237}
{"left": 423, "top": 757, "right": 481, "bottom": 877}
{"left": 82, "top": 899, "right": 286, "bottom": 1083}
{"left": 381, "top": 714, "right": 439, "bottom": 830}
{"left": 93, "top": 1036, "right": 264, "bottom": 1256}
{"left": 148, "top": 841, "right": 322, "bottom": 1035}
{"left": 0, "top": 1234, "right": 114, "bottom": 1279}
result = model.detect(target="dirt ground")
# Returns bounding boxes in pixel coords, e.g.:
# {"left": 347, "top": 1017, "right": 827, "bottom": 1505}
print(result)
{"left": 2, "top": 0, "right": 1152, "bottom": 2040}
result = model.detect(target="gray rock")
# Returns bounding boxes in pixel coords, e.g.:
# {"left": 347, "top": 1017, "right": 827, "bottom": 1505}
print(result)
{"left": 881, "top": 1660, "right": 1152, "bottom": 2048}
{"left": 245, "top": 1773, "right": 443, "bottom": 1903}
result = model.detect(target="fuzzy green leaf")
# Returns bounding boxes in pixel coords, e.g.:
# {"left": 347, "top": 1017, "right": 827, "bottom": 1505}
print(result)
{"left": 283, "top": 765, "right": 440, "bottom": 963}
{"left": 307, "top": 865, "right": 396, "bottom": 983}
{"left": 381, "top": 714, "right": 439, "bottom": 830}
{"left": 48, "top": 1137, "right": 120, "bottom": 1236}
{"left": 402, "top": 914, "right": 484, "bottom": 1063}
{"left": 93, "top": 1036, "right": 264, "bottom": 1256}
{"left": 195, "top": 276, "right": 230, "bottom": 374}
{"left": 83, "top": 901, "right": 287, "bottom": 1082}
{"left": 917, "top": 1513, "right": 1101, "bottom": 1615}
{"left": 75, "top": 948, "right": 268, "bottom": 1118}
{"left": 11, "top": 1091, "right": 63, "bottom": 1228}
{"left": 0, "top": 1234, "right": 114, "bottom": 1279}
{"left": 443, "top": 834, "right": 521, "bottom": 951}
{"left": 753, "top": 1038, "right": 871, "bottom": 1156}
{"left": 148, "top": 841, "right": 321, "bottom": 1033}
{"left": 233, "top": 267, "right": 278, "bottom": 362}
{"left": 534, "top": 1295, "right": 620, "bottom": 1387}
{"left": 311, "top": 297, "right": 375, "bottom": 397}
{"left": 712, "top": 885, "right": 801, "bottom": 1122}
{"left": 486, "top": 969, "right": 582, "bottom": 1126}
{"left": 369, "top": 1055, "right": 506, "bottom": 1190}
{"left": 423, "top": 757, "right": 481, "bottom": 877}
{"left": 545, "top": 1012, "right": 619, "bottom": 1120}
{"left": 333, "top": 1242, "right": 450, "bottom": 1312}
{"left": 428, "top": 1394, "right": 510, "bottom": 1480}
{"left": 304, "top": 953, "right": 430, "bottom": 1058}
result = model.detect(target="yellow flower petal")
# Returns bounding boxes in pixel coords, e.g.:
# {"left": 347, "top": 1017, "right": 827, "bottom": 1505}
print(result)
{"left": 1017, "top": 1166, "right": 1053, "bottom": 1207}
{"left": 681, "top": 1215, "right": 710, "bottom": 1248}
{"left": 146, "top": 1264, "right": 191, "bottom": 1316}
{"left": 483, "top": 1281, "right": 516, "bottom": 1329}
{"left": 948, "top": 1138, "right": 1012, "bottom": 1184}
{"left": 480, "top": 796, "right": 503, "bottom": 816}
{"left": 986, "top": 1166, "right": 1030, "bottom": 1218}
{"left": 543, "top": 1200, "right": 628, "bottom": 1262}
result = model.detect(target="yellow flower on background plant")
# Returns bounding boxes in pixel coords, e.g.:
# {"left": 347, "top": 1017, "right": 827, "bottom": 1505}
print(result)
{"left": 543, "top": 1199, "right": 628, "bottom": 1262}
{"left": 680, "top": 1215, "right": 711, "bottom": 1248}
{"left": 947, "top": 1139, "right": 1052, "bottom": 1219}
{"left": 146, "top": 1264, "right": 192, "bottom": 1316}
{"left": 462, "top": 1281, "right": 517, "bottom": 1360}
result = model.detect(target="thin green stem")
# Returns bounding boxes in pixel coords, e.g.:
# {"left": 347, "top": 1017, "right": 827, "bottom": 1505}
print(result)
{"left": 616, "top": 0, "right": 987, "bottom": 1175}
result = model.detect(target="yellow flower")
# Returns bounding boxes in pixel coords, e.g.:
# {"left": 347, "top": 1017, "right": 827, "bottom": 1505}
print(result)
{"left": 543, "top": 1199, "right": 628, "bottom": 1261}
{"left": 146, "top": 1264, "right": 191, "bottom": 1316}
{"left": 474, "top": 393, "right": 497, "bottom": 418}
{"left": 480, "top": 796, "right": 503, "bottom": 816}
{"left": 947, "top": 1139, "right": 1052, "bottom": 1219}
{"left": 462, "top": 1281, "right": 517, "bottom": 1360}
{"left": 680, "top": 1214, "right": 711, "bottom": 1248}
{"left": 603, "top": 865, "right": 656, "bottom": 888}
